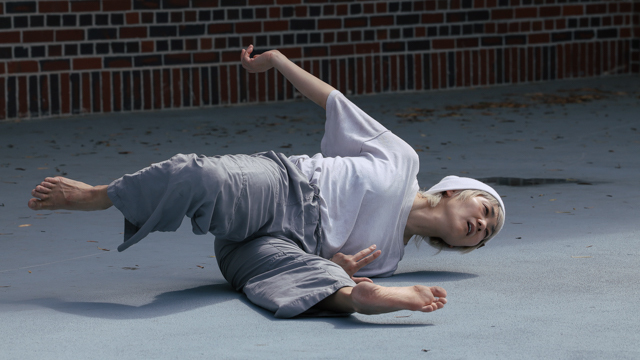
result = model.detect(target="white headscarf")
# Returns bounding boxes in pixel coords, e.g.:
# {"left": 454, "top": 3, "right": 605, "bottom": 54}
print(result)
{"left": 426, "top": 175, "right": 506, "bottom": 219}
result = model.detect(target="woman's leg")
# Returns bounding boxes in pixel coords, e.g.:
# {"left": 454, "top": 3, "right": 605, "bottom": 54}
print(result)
{"left": 28, "top": 177, "right": 112, "bottom": 211}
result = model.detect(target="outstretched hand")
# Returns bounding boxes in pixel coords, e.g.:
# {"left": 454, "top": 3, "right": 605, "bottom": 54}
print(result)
{"left": 241, "top": 45, "right": 276, "bottom": 73}
{"left": 330, "top": 245, "right": 382, "bottom": 284}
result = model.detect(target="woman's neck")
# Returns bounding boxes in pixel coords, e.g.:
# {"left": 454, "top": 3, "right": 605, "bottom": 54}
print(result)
{"left": 403, "top": 193, "right": 445, "bottom": 245}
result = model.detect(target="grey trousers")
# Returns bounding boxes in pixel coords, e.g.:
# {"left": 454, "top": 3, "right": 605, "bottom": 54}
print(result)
{"left": 107, "top": 152, "right": 355, "bottom": 318}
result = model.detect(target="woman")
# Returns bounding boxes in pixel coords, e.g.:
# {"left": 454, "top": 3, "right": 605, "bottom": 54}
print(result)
{"left": 27, "top": 46, "right": 505, "bottom": 318}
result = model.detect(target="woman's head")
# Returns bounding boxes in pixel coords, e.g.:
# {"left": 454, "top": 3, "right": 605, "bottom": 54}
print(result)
{"left": 415, "top": 176, "right": 506, "bottom": 253}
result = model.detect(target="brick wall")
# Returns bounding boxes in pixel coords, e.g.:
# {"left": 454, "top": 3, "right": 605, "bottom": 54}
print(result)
{"left": 0, "top": 0, "right": 636, "bottom": 121}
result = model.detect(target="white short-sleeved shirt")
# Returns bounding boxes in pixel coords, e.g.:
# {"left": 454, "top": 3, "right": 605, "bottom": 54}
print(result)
{"left": 289, "top": 90, "right": 420, "bottom": 277}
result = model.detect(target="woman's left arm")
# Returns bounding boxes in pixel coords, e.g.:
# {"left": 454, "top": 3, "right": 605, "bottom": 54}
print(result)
{"left": 241, "top": 45, "right": 335, "bottom": 109}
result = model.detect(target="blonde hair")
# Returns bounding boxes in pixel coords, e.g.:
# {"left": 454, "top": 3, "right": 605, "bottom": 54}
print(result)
{"left": 413, "top": 189, "right": 505, "bottom": 253}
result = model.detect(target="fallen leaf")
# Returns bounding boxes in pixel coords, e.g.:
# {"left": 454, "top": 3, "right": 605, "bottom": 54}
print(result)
{"left": 122, "top": 267, "right": 138, "bottom": 270}
{"left": 97, "top": 247, "right": 110, "bottom": 251}
{"left": 197, "top": 265, "right": 204, "bottom": 269}
{"left": 19, "top": 224, "right": 31, "bottom": 227}
{"left": 119, "top": 151, "right": 132, "bottom": 154}
{"left": 586, "top": 245, "right": 593, "bottom": 248}
{"left": 28, "top": 271, "right": 32, "bottom": 273}
{"left": 87, "top": 240, "right": 98, "bottom": 243}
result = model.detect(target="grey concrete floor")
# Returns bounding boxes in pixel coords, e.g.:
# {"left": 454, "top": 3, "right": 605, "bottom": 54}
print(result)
{"left": 1, "top": 75, "right": 639, "bottom": 359}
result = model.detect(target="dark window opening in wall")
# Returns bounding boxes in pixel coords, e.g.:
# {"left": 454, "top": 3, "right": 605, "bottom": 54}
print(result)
{"left": 310, "top": 33, "right": 321, "bottom": 43}
{"left": 46, "top": 15, "right": 61, "bottom": 27}
{"left": 283, "top": 34, "right": 294, "bottom": 45}
{"left": 81, "top": 44, "right": 93, "bottom": 55}
{"left": 63, "top": 15, "right": 76, "bottom": 26}
{"left": 80, "top": 14, "right": 92, "bottom": 26}
{"left": 171, "top": 39, "right": 183, "bottom": 51}
{"left": 15, "top": 47, "right": 29, "bottom": 58}
{"left": 96, "top": 14, "right": 108, "bottom": 25}
{"left": 156, "top": 40, "right": 169, "bottom": 52}
{"left": 157, "top": 12, "right": 169, "bottom": 23}
{"left": 112, "top": 14, "right": 124, "bottom": 25}
{"left": 401, "top": 2, "right": 412, "bottom": 12}
{"left": 213, "top": 10, "right": 225, "bottom": 20}
{"left": 96, "top": 43, "right": 109, "bottom": 54}
{"left": 227, "top": 9, "right": 239, "bottom": 20}
{"left": 14, "top": 16, "right": 29, "bottom": 28}
{"left": 65, "top": 44, "right": 78, "bottom": 56}
{"left": 111, "top": 42, "right": 125, "bottom": 53}
{"left": 269, "top": 35, "right": 281, "bottom": 46}
{"left": 30, "top": 15, "right": 44, "bottom": 27}
{"left": 241, "top": 9, "right": 253, "bottom": 19}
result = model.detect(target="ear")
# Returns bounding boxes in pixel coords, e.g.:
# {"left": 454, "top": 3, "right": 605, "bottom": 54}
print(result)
{"left": 443, "top": 190, "right": 459, "bottom": 198}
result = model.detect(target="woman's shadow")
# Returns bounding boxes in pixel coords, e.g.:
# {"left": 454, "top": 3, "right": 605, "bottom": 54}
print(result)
{"left": 9, "top": 270, "right": 476, "bottom": 323}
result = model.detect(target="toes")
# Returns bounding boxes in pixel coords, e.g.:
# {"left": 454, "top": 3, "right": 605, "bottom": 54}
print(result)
{"left": 45, "top": 177, "right": 60, "bottom": 184}
{"left": 31, "top": 188, "right": 48, "bottom": 199}
{"left": 28, "top": 198, "right": 42, "bottom": 210}
{"left": 40, "top": 181, "right": 54, "bottom": 189}
{"left": 36, "top": 185, "right": 51, "bottom": 194}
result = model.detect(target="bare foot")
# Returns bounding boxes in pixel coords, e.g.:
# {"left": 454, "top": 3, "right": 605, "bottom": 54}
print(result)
{"left": 28, "top": 176, "right": 112, "bottom": 211}
{"left": 350, "top": 282, "right": 447, "bottom": 315}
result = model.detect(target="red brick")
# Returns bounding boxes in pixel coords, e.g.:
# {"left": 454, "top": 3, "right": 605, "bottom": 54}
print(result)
{"left": 515, "top": 7, "right": 537, "bottom": 19}
{"left": 486, "top": 0, "right": 496, "bottom": 7}
{"left": 336, "top": 4, "right": 348, "bottom": 16}
{"left": 24, "top": 30, "right": 54, "bottom": 43}
{"left": 141, "top": 70, "right": 150, "bottom": 110}
{"left": 120, "top": 27, "right": 147, "bottom": 39}
{"left": 172, "top": 68, "right": 181, "bottom": 107}
{"left": 422, "top": 13, "right": 444, "bottom": 23}
{"left": 18, "top": 77, "right": 27, "bottom": 117}
{"left": 194, "top": 52, "right": 219, "bottom": 63}
{"left": 141, "top": 41, "right": 154, "bottom": 52}
{"left": 556, "top": 18, "right": 566, "bottom": 29}
{"left": 563, "top": 5, "right": 583, "bottom": 16}
{"left": 345, "top": 17, "right": 367, "bottom": 28}
{"left": 433, "top": 39, "right": 455, "bottom": 49}
{"left": 200, "top": 38, "right": 212, "bottom": 50}
{"left": 195, "top": 0, "right": 221, "bottom": 6}
{"left": 370, "top": 15, "right": 393, "bottom": 27}
{"left": 71, "top": 1, "right": 100, "bottom": 12}
{"left": 455, "top": 52, "right": 462, "bottom": 87}
{"left": 39, "top": 1, "right": 69, "bottom": 13}
{"left": 277, "top": 0, "right": 300, "bottom": 4}
{"left": 557, "top": 44, "right": 564, "bottom": 79}
{"left": 229, "top": 65, "right": 238, "bottom": 104}
{"left": 40, "top": 60, "right": 70, "bottom": 72}
{"left": 544, "top": 19, "right": 553, "bottom": 30}
{"left": 104, "top": 0, "right": 131, "bottom": 11}
{"left": 221, "top": 51, "right": 236, "bottom": 62}
{"left": 0, "top": 32, "right": 21, "bottom": 44}
{"left": 532, "top": 21, "right": 543, "bottom": 31}
{"left": 280, "top": 48, "right": 301, "bottom": 59}
{"left": 0, "top": 77, "right": 4, "bottom": 119}
{"left": 185, "top": 11, "right": 197, "bottom": 22}
{"left": 457, "top": 37, "right": 478, "bottom": 48}
{"left": 529, "top": 33, "right": 550, "bottom": 44}
{"left": 330, "top": 44, "right": 354, "bottom": 56}
{"left": 491, "top": 9, "right": 512, "bottom": 20}
{"left": 82, "top": 73, "right": 90, "bottom": 113}
{"left": 485, "top": 23, "right": 495, "bottom": 33}
{"left": 439, "top": 52, "right": 447, "bottom": 88}
{"left": 620, "top": 28, "right": 631, "bottom": 38}
{"left": 497, "top": 23, "right": 507, "bottom": 34}
{"left": 236, "top": 21, "right": 261, "bottom": 33}
{"left": 0, "top": 63, "right": 4, "bottom": 75}
{"left": 619, "top": 2, "right": 632, "bottom": 13}
{"left": 364, "top": 4, "right": 374, "bottom": 14}
{"left": 55, "top": 29, "right": 84, "bottom": 42}
{"left": 126, "top": 12, "right": 139, "bottom": 24}
{"left": 101, "top": 72, "right": 111, "bottom": 113}
{"left": 209, "top": 23, "right": 234, "bottom": 34}
{"left": 73, "top": 58, "right": 102, "bottom": 71}
{"left": 318, "top": 19, "right": 341, "bottom": 30}
{"left": 586, "top": 4, "right": 606, "bottom": 15}
{"left": 8, "top": 61, "right": 38, "bottom": 74}
{"left": 356, "top": 43, "right": 380, "bottom": 54}
{"left": 539, "top": 6, "right": 560, "bottom": 17}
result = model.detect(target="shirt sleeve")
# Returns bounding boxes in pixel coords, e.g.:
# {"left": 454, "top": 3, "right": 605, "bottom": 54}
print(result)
{"left": 321, "top": 90, "right": 389, "bottom": 158}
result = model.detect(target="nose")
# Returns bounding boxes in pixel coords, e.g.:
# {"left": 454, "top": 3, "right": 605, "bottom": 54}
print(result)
{"left": 477, "top": 219, "right": 486, "bottom": 232}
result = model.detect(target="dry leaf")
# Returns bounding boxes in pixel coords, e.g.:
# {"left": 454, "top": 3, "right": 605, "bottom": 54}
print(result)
{"left": 197, "top": 265, "right": 204, "bottom": 269}
{"left": 122, "top": 267, "right": 138, "bottom": 270}
{"left": 98, "top": 247, "right": 110, "bottom": 251}
{"left": 19, "top": 224, "right": 31, "bottom": 227}
{"left": 87, "top": 240, "right": 98, "bottom": 243}
{"left": 28, "top": 271, "right": 32, "bottom": 273}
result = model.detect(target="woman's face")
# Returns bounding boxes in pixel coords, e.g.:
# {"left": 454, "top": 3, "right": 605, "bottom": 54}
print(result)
{"left": 439, "top": 191, "right": 500, "bottom": 248}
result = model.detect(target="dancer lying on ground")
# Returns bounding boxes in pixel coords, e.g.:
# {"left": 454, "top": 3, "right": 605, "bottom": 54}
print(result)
{"left": 28, "top": 45, "right": 505, "bottom": 318}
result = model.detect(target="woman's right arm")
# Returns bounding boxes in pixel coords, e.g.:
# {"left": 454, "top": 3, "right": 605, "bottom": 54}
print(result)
{"left": 241, "top": 45, "right": 335, "bottom": 109}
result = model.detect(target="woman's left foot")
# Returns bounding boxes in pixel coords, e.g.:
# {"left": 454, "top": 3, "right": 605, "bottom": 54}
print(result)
{"left": 28, "top": 176, "right": 112, "bottom": 211}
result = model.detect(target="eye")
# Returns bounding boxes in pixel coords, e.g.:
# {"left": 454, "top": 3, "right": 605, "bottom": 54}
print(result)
{"left": 484, "top": 205, "right": 489, "bottom": 216}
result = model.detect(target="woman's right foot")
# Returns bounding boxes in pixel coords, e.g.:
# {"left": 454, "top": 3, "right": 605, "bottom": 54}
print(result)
{"left": 28, "top": 176, "right": 112, "bottom": 211}
{"left": 350, "top": 282, "right": 447, "bottom": 315}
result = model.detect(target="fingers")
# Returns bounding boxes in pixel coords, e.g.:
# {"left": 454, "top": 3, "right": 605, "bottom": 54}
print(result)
{"left": 351, "top": 276, "right": 373, "bottom": 284}
{"left": 353, "top": 244, "right": 377, "bottom": 261}
{"left": 429, "top": 286, "right": 447, "bottom": 299}
{"left": 354, "top": 249, "right": 381, "bottom": 270}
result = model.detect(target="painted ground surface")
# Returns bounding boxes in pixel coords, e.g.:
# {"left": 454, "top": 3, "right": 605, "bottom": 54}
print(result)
{"left": 1, "top": 75, "right": 638, "bottom": 359}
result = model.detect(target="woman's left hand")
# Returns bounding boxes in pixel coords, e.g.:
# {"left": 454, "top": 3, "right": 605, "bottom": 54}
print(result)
{"left": 330, "top": 245, "right": 382, "bottom": 283}
{"left": 240, "top": 45, "right": 276, "bottom": 73}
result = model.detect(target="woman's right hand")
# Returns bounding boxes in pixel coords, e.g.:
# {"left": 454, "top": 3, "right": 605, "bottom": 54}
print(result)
{"left": 241, "top": 45, "right": 278, "bottom": 73}
{"left": 330, "top": 245, "right": 382, "bottom": 284}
